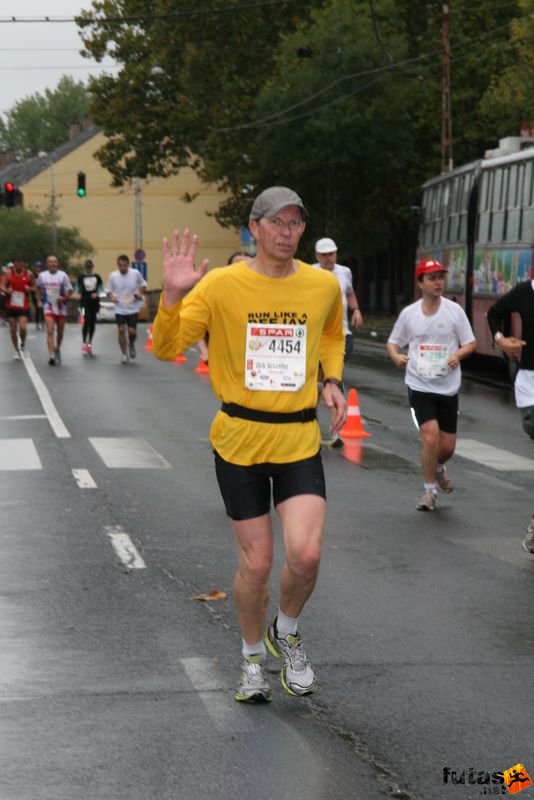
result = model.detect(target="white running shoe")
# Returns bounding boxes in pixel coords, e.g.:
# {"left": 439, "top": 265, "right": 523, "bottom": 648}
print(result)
{"left": 416, "top": 490, "right": 437, "bottom": 511}
{"left": 264, "top": 617, "right": 317, "bottom": 696}
{"left": 436, "top": 465, "right": 453, "bottom": 493}
{"left": 234, "top": 655, "right": 272, "bottom": 703}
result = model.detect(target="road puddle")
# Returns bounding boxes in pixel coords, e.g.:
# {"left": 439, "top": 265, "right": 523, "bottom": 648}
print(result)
{"left": 341, "top": 442, "right": 417, "bottom": 473}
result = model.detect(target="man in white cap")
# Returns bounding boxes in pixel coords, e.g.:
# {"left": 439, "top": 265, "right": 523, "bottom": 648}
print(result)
{"left": 314, "top": 237, "right": 363, "bottom": 348}
{"left": 153, "top": 186, "right": 347, "bottom": 704}
{"left": 315, "top": 237, "right": 363, "bottom": 446}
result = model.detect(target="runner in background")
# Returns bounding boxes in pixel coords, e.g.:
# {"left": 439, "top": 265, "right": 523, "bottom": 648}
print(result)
{"left": 31, "top": 261, "right": 45, "bottom": 330}
{"left": 37, "top": 255, "right": 73, "bottom": 366}
{"left": 487, "top": 278, "right": 534, "bottom": 553}
{"left": 196, "top": 251, "right": 252, "bottom": 366}
{"left": 77, "top": 259, "right": 103, "bottom": 356}
{"left": 386, "top": 258, "right": 476, "bottom": 511}
{"left": 314, "top": 237, "right": 363, "bottom": 446}
{"left": 106, "top": 254, "right": 147, "bottom": 364}
{"left": 1, "top": 256, "right": 35, "bottom": 359}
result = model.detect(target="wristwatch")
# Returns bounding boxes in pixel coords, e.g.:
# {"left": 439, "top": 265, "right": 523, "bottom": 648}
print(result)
{"left": 323, "top": 378, "right": 344, "bottom": 391}
{"left": 494, "top": 332, "right": 504, "bottom": 343}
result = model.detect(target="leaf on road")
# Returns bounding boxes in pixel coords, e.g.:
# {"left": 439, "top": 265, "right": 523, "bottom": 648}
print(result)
{"left": 191, "top": 590, "right": 227, "bottom": 602}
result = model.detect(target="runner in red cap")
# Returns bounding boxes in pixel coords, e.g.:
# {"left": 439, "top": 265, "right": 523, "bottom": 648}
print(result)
{"left": 387, "top": 258, "right": 476, "bottom": 511}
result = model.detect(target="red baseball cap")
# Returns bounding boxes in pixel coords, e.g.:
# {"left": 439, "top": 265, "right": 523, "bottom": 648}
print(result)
{"left": 415, "top": 258, "right": 448, "bottom": 278}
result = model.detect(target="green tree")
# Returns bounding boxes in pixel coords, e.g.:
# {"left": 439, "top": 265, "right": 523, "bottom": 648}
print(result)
{"left": 0, "top": 76, "right": 91, "bottom": 160}
{"left": 478, "top": 0, "right": 534, "bottom": 138}
{"left": 208, "top": 0, "right": 416, "bottom": 250}
{"left": 80, "top": 0, "right": 523, "bottom": 213}
{"left": 78, "top": 0, "right": 324, "bottom": 186}
{"left": 78, "top": 0, "right": 526, "bottom": 309}
{"left": 0, "top": 207, "right": 93, "bottom": 272}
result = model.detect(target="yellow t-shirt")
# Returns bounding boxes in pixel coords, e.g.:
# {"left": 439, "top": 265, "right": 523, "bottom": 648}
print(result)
{"left": 153, "top": 259, "right": 345, "bottom": 465}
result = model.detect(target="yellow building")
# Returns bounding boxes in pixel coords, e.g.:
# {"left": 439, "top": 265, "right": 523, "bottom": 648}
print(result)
{"left": 3, "top": 124, "right": 243, "bottom": 287}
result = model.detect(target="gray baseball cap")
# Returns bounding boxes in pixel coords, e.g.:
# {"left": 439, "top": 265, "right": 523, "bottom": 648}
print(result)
{"left": 249, "top": 186, "right": 308, "bottom": 220}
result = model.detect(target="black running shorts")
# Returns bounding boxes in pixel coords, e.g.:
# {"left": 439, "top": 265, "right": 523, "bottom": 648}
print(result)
{"left": 214, "top": 450, "right": 326, "bottom": 521}
{"left": 6, "top": 309, "right": 30, "bottom": 318}
{"left": 115, "top": 312, "right": 139, "bottom": 328}
{"left": 408, "top": 389, "right": 459, "bottom": 434}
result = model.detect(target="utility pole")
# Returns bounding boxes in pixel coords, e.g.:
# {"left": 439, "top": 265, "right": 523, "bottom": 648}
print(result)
{"left": 441, "top": 1, "right": 453, "bottom": 173}
{"left": 39, "top": 152, "right": 58, "bottom": 251}
{"left": 133, "top": 177, "right": 143, "bottom": 252}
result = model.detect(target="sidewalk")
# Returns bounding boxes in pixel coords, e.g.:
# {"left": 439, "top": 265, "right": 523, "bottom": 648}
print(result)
{"left": 352, "top": 314, "right": 395, "bottom": 344}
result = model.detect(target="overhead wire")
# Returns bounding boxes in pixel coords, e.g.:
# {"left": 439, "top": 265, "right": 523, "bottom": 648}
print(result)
{"left": 213, "top": 19, "right": 514, "bottom": 132}
{"left": 0, "top": 0, "right": 303, "bottom": 24}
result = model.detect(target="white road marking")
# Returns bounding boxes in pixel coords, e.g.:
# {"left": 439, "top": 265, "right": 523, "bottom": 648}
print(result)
{"left": 105, "top": 526, "right": 146, "bottom": 570}
{"left": 468, "top": 470, "right": 525, "bottom": 492}
{"left": 72, "top": 469, "right": 97, "bottom": 489}
{"left": 0, "top": 438, "right": 42, "bottom": 470}
{"left": 181, "top": 657, "right": 227, "bottom": 691}
{"left": 89, "top": 437, "right": 172, "bottom": 468}
{"left": 180, "top": 657, "right": 254, "bottom": 731}
{"left": 456, "top": 439, "right": 534, "bottom": 471}
{"left": 0, "top": 415, "right": 47, "bottom": 421}
{"left": 21, "top": 354, "right": 71, "bottom": 438}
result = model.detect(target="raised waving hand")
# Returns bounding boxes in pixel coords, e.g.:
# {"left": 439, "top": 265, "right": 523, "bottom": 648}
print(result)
{"left": 162, "top": 229, "right": 209, "bottom": 307}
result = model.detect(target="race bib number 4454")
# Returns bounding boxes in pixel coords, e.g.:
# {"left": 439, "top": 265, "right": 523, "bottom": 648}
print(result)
{"left": 245, "top": 323, "right": 307, "bottom": 391}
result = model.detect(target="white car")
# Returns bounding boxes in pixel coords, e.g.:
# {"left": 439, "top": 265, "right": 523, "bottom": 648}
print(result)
{"left": 96, "top": 291, "right": 115, "bottom": 322}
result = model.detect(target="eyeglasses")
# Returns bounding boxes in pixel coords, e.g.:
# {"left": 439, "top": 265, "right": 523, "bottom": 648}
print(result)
{"left": 264, "top": 217, "right": 304, "bottom": 231}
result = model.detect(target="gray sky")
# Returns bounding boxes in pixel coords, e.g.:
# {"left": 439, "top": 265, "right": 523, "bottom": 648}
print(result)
{"left": 0, "top": 1, "right": 118, "bottom": 115}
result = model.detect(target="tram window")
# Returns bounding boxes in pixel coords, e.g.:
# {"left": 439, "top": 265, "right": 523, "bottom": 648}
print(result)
{"left": 507, "top": 210, "right": 520, "bottom": 242}
{"left": 480, "top": 171, "right": 491, "bottom": 211}
{"left": 509, "top": 165, "right": 519, "bottom": 207}
{"left": 478, "top": 212, "right": 490, "bottom": 244}
{"left": 491, "top": 210, "right": 505, "bottom": 242}
{"left": 523, "top": 208, "right": 534, "bottom": 242}
{"left": 523, "top": 162, "right": 533, "bottom": 206}
{"left": 448, "top": 177, "right": 463, "bottom": 242}
{"left": 438, "top": 216, "right": 446, "bottom": 244}
{"left": 458, "top": 212, "right": 468, "bottom": 241}
{"left": 462, "top": 174, "right": 472, "bottom": 208}
{"left": 492, "top": 169, "right": 504, "bottom": 210}
{"left": 440, "top": 183, "right": 450, "bottom": 216}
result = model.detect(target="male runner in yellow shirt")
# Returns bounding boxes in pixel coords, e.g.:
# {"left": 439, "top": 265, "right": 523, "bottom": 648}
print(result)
{"left": 154, "top": 187, "right": 346, "bottom": 702}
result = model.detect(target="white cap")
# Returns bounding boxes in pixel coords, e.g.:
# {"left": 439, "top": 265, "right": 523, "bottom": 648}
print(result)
{"left": 315, "top": 237, "right": 337, "bottom": 254}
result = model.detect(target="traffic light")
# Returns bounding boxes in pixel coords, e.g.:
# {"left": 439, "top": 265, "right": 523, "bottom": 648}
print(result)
{"left": 76, "top": 171, "right": 86, "bottom": 198}
{"left": 4, "top": 181, "right": 15, "bottom": 208}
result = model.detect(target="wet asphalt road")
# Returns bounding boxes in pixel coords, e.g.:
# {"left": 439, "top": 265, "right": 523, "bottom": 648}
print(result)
{"left": 0, "top": 322, "right": 532, "bottom": 800}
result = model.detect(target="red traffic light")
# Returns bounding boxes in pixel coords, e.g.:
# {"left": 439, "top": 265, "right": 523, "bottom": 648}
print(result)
{"left": 4, "top": 181, "right": 15, "bottom": 207}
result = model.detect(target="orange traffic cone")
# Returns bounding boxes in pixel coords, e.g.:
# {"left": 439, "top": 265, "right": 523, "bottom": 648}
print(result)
{"left": 339, "top": 388, "right": 371, "bottom": 439}
{"left": 144, "top": 325, "right": 153, "bottom": 351}
{"left": 174, "top": 353, "right": 188, "bottom": 363}
{"left": 194, "top": 359, "right": 209, "bottom": 374}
